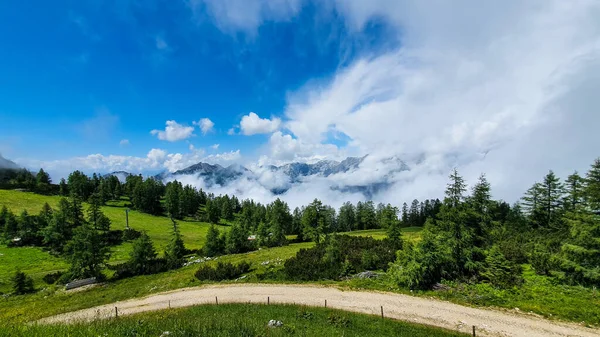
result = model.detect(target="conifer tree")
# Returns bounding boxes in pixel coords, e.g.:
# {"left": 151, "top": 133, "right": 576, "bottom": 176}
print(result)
{"left": 203, "top": 225, "right": 224, "bottom": 256}
{"left": 64, "top": 223, "right": 110, "bottom": 279}
{"left": 12, "top": 269, "right": 34, "bottom": 295}
{"left": 129, "top": 232, "right": 157, "bottom": 275}
{"left": 164, "top": 221, "right": 186, "bottom": 269}
{"left": 564, "top": 171, "right": 585, "bottom": 211}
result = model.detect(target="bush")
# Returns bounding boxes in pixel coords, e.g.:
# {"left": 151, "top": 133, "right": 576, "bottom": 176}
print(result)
{"left": 195, "top": 261, "right": 251, "bottom": 281}
{"left": 530, "top": 245, "right": 555, "bottom": 276}
{"left": 481, "top": 246, "right": 523, "bottom": 288}
{"left": 111, "top": 258, "right": 169, "bottom": 280}
{"left": 283, "top": 235, "right": 397, "bottom": 281}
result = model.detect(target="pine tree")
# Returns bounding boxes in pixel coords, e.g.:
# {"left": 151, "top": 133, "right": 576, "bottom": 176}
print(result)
{"left": 226, "top": 222, "right": 250, "bottom": 254}
{"left": 437, "top": 169, "right": 475, "bottom": 278}
{"left": 206, "top": 199, "right": 221, "bottom": 224}
{"left": 301, "top": 199, "right": 327, "bottom": 243}
{"left": 564, "top": 171, "right": 585, "bottom": 211}
{"left": 164, "top": 221, "right": 186, "bottom": 269}
{"left": 337, "top": 202, "right": 355, "bottom": 232}
{"left": 59, "top": 178, "right": 68, "bottom": 196}
{"left": 401, "top": 202, "right": 409, "bottom": 226}
{"left": 64, "top": 223, "right": 110, "bottom": 280}
{"left": 12, "top": 269, "right": 34, "bottom": 295}
{"left": 203, "top": 225, "right": 224, "bottom": 256}
{"left": 539, "top": 171, "right": 565, "bottom": 230}
{"left": 558, "top": 210, "right": 600, "bottom": 286}
{"left": 521, "top": 182, "right": 544, "bottom": 227}
{"left": 469, "top": 174, "right": 493, "bottom": 247}
{"left": 585, "top": 158, "right": 600, "bottom": 213}
{"left": 128, "top": 232, "right": 157, "bottom": 275}
{"left": 3, "top": 212, "right": 18, "bottom": 240}
{"left": 165, "top": 181, "right": 183, "bottom": 219}
{"left": 87, "top": 193, "right": 110, "bottom": 231}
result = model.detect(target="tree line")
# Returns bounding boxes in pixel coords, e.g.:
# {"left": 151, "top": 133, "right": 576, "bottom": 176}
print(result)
{"left": 389, "top": 158, "right": 600, "bottom": 289}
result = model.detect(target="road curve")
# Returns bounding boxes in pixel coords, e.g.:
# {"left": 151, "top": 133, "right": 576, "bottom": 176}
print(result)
{"left": 39, "top": 284, "right": 599, "bottom": 337}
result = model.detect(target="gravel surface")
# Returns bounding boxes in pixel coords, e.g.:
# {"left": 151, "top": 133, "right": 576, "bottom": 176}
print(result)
{"left": 38, "top": 284, "right": 600, "bottom": 337}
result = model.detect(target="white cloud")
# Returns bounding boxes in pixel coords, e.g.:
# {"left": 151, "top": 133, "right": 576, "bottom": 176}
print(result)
{"left": 239, "top": 112, "right": 281, "bottom": 135}
{"left": 119, "top": 139, "right": 130, "bottom": 146}
{"left": 211, "top": 143, "right": 220, "bottom": 150}
{"left": 151, "top": 120, "right": 195, "bottom": 142}
{"left": 194, "top": 118, "right": 215, "bottom": 135}
{"left": 267, "top": 131, "right": 341, "bottom": 163}
{"left": 19, "top": 147, "right": 243, "bottom": 180}
{"left": 190, "top": 0, "right": 302, "bottom": 34}
{"left": 277, "top": 0, "right": 600, "bottom": 202}
{"left": 227, "top": 128, "right": 236, "bottom": 135}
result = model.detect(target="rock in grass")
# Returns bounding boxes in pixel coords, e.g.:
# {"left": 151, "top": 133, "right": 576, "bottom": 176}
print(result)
{"left": 268, "top": 320, "right": 283, "bottom": 327}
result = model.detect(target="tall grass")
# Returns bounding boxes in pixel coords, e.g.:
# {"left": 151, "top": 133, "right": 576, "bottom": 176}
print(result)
{"left": 0, "top": 304, "right": 467, "bottom": 337}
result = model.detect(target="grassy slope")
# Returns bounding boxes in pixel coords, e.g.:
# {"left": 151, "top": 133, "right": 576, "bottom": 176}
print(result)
{"left": 0, "top": 304, "right": 466, "bottom": 337}
{"left": 1, "top": 190, "right": 599, "bottom": 327}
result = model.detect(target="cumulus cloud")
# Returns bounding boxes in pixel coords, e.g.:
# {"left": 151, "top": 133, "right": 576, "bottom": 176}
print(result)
{"left": 194, "top": 118, "right": 215, "bottom": 135}
{"left": 151, "top": 120, "right": 195, "bottom": 142}
{"left": 266, "top": 131, "right": 342, "bottom": 163}
{"left": 19, "top": 148, "right": 242, "bottom": 181}
{"left": 277, "top": 0, "right": 600, "bottom": 202}
{"left": 211, "top": 143, "right": 220, "bottom": 150}
{"left": 239, "top": 112, "right": 281, "bottom": 135}
{"left": 119, "top": 139, "right": 130, "bottom": 146}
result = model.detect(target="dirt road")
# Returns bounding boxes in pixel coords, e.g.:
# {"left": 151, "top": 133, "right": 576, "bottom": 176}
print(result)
{"left": 39, "top": 284, "right": 599, "bottom": 337}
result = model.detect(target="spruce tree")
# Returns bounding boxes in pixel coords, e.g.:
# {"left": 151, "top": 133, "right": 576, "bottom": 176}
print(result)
{"left": 206, "top": 199, "right": 221, "bottom": 224}
{"left": 539, "top": 170, "right": 565, "bottom": 230}
{"left": 12, "top": 269, "right": 34, "bottom": 295}
{"left": 564, "top": 171, "right": 585, "bottom": 211}
{"left": 585, "top": 158, "right": 600, "bottom": 213}
{"left": 203, "top": 225, "right": 224, "bottom": 256}
{"left": 164, "top": 221, "right": 186, "bottom": 269}
{"left": 226, "top": 222, "right": 250, "bottom": 254}
{"left": 129, "top": 232, "right": 157, "bottom": 275}
{"left": 64, "top": 223, "right": 110, "bottom": 280}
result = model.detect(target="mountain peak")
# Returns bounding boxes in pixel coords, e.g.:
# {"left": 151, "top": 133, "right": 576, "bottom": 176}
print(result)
{"left": 0, "top": 154, "right": 19, "bottom": 169}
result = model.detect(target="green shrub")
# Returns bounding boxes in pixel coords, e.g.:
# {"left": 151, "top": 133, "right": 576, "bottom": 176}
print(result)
{"left": 195, "top": 261, "right": 251, "bottom": 281}
{"left": 283, "top": 235, "right": 397, "bottom": 281}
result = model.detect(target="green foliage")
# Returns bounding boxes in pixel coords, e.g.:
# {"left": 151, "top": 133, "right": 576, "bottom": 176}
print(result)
{"left": 226, "top": 223, "right": 252, "bottom": 254}
{"left": 194, "top": 261, "right": 251, "bottom": 281}
{"left": 64, "top": 223, "right": 110, "bottom": 280}
{"left": 557, "top": 211, "right": 600, "bottom": 286}
{"left": 11, "top": 269, "right": 34, "bottom": 295}
{"left": 284, "top": 235, "right": 397, "bottom": 281}
{"left": 164, "top": 222, "right": 186, "bottom": 269}
{"left": 389, "top": 228, "right": 451, "bottom": 289}
{"left": 205, "top": 199, "right": 221, "bottom": 224}
{"left": 480, "top": 246, "right": 523, "bottom": 288}
{"left": 128, "top": 232, "right": 158, "bottom": 275}
{"left": 203, "top": 224, "right": 225, "bottom": 257}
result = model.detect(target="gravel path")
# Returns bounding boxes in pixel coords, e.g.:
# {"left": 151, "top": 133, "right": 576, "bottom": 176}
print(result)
{"left": 39, "top": 284, "right": 599, "bottom": 337}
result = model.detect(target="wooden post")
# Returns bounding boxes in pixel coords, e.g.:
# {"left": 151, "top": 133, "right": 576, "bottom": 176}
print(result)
{"left": 215, "top": 296, "right": 218, "bottom": 305}
{"left": 115, "top": 306, "right": 118, "bottom": 318}
{"left": 325, "top": 299, "right": 327, "bottom": 308}
{"left": 472, "top": 325, "right": 476, "bottom": 337}
{"left": 169, "top": 300, "right": 171, "bottom": 309}
{"left": 268, "top": 296, "right": 270, "bottom": 305}
{"left": 381, "top": 306, "right": 384, "bottom": 319}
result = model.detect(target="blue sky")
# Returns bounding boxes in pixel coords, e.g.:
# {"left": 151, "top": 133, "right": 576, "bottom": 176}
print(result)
{"left": 0, "top": 1, "right": 395, "bottom": 163}
{"left": 0, "top": 0, "right": 598, "bottom": 205}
